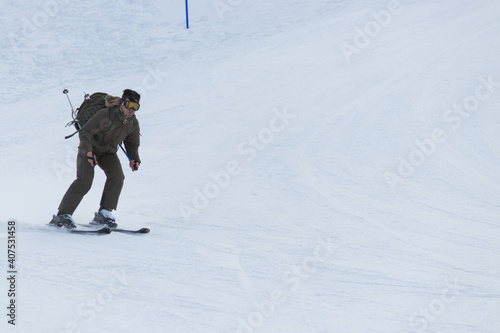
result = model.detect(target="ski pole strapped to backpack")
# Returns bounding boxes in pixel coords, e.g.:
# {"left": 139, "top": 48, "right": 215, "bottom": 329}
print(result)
{"left": 65, "top": 92, "right": 108, "bottom": 139}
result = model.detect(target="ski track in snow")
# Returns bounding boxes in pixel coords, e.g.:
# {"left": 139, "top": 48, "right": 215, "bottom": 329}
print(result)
{"left": 1, "top": 0, "right": 500, "bottom": 332}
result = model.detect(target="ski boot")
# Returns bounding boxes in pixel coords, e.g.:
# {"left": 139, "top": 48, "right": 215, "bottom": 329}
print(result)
{"left": 49, "top": 213, "right": 76, "bottom": 229}
{"left": 91, "top": 208, "right": 118, "bottom": 228}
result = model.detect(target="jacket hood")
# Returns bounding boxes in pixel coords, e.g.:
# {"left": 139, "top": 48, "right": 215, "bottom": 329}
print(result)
{"left": 105, "top": 95, "right": 122, "bottom": 108}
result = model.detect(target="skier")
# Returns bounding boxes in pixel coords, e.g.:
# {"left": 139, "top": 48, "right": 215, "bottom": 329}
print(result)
{"left": 49, "top": 89, "right": 141, "bottom": 229}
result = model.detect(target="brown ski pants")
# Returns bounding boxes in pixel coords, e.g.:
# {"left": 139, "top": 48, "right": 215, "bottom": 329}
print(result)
{"left": 58, "top": 151, "right": 124, "bottom": 215}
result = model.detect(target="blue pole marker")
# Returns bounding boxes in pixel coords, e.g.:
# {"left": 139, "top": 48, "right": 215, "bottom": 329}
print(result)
{"left": 185, "top": 0, "right": 189, "bottom": 29}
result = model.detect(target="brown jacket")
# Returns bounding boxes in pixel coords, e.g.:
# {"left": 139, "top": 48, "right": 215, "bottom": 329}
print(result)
{"left": 78, "top": 95, "right": 141, "bottom": 162}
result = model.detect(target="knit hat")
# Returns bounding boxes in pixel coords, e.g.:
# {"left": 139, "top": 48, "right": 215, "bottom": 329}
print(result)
{"left": 122, "top": 89, "right": 140, "bottom": 103}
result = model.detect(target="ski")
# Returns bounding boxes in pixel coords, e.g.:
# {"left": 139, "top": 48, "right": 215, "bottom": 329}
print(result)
{"left": 76, "top": 223, "right": 150, "bottom": 234}
{"left": 69, "top": 227, "right": 111, "bottom": 234}
{"left": 47, "top": 224, "right": 111, "bottom": 235}
{"left": 110, "top": 227, "right": 150, "bottom": 234}
{"left": 110, "top": 228, "right": 150, "bottom": 234}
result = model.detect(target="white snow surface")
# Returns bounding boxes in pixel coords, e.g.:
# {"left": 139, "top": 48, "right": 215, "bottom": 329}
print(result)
{"left": 1, "top": 0, "right": 500, "bottom": 332}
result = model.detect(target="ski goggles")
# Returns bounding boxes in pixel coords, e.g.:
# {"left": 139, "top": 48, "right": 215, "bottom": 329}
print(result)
{"left": 122, "top": 100, "right": 140, "bottom": 111}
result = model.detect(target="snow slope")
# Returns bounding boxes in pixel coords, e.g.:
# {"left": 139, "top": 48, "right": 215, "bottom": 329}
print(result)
{"left": 1, "top": 0, "right": 500, "bottom": 332}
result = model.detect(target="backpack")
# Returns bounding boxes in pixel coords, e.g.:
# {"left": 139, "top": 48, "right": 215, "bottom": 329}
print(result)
{"left": 65, "top": 92, "right": 108, "bottom": 139}
{"left": 65, "top": 91, "right": 138, "bottom": 140}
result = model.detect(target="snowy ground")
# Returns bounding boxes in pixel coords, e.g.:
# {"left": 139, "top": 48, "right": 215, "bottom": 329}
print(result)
{"left": 1, "top": 0, "right": 500, "bottom": 332}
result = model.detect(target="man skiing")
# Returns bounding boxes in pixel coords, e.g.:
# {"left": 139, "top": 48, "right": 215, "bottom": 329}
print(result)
{"left": 49, "top": 89, "right": 141, "bottom": 229}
